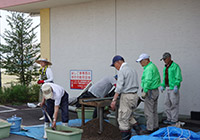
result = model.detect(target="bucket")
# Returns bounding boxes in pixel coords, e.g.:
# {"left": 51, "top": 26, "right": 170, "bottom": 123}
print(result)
{"left": 7, "top": 115, "right": 22, "bottom": 132}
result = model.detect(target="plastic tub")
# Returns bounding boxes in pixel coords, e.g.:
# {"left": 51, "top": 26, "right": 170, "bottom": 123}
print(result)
{"left": 0, "top": 121, "right": 11, "bottom": 139}
{"left": 46, "top": 125, "right": 83, "bottom": 140}
{"left": 76, "top": 107, "right": 95, "bottom": 119}
{"left": 107, "top": 114, "right": 118, "bottom": 126}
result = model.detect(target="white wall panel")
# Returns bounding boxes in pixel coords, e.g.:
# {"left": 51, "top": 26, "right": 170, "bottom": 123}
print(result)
{"left": 50, "top": 0, "right": 200, "bottom": 115}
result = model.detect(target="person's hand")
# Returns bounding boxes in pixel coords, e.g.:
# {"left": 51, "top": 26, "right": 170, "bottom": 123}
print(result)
{"left": 37, "top": 80, "right": 44, "bottom": 84}
{"left": 52, "top": 120, "right": 56, "bottom": 130}
{"left": 174, "top": 86, "right": 178, "bottom": 93}
{"left": 141, "top": 92, "right": 147, "bottom": 99}
{"left": 40, "top": 102, "right": 44, "bottom": 108}
{"left": 160, "top": 86, "right": 164, "bottom": 93}
{"left": 110, "top": 100, "right": 116, "bottom": 111}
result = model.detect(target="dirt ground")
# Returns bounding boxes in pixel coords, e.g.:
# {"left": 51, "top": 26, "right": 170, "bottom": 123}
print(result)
{"left": 81, "top": 118, "right": 121, "bottom": 140}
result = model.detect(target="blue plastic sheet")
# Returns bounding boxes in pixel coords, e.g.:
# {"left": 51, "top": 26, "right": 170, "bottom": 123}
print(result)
{"left": 11, "top": 124, "right": 45, "bottom": 140}
{"left": 130, "top": 127, "right": 200, "bottom": 140}
{"left": 68, "top": 119, "right": 91, "bottom": 127}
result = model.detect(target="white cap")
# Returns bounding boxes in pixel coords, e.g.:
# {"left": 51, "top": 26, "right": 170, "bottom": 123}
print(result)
{"left": 41, "top": 83, "right": 53, "bottom": 99}
{"left": 136, "top": 53, "right": 150, "bottom": 62}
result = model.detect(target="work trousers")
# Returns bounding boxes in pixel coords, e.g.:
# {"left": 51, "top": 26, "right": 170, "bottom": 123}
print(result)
{"left": 164, "top": 87, "right": 180, "bottom": 122}
{"left": 118, "top": 93, "right": 139, "bottom": 131}
{"left": 45, "top": 92, "right": 69, "bottom": 123}
{"left": 144, "top": 89, "right": 159, "bottom": 131}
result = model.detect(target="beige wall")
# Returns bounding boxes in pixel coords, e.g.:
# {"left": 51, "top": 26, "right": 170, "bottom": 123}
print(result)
{"left": 40, "top": 8, "right": 51, "bottom": 60}
{"left": 50, "top": 0, "right": 200, "bottom": 115}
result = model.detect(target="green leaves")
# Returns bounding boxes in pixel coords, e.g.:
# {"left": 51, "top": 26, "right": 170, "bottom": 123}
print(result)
{"left": 0, "top": 12, "right": 40, "bottom": 86}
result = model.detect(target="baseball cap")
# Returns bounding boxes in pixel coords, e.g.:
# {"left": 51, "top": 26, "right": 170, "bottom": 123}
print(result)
{"left": 111, "top": 55, "right": 124, "bottom": 67}
{"left": 41, "top": 83, "right": 53, "bottom": 99}
{"left": 136, "top": 53, "right": 150, "bottom": 62}
{"left": 160, "top": 52, "right": 171, "bottom": 61}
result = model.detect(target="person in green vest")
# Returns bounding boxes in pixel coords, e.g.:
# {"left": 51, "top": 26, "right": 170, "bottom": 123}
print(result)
{"left": 36, "top": 58, "right": 54, "bottom": 121}
{"left": 160, "top": 52, "right": 182, "bottom": 125}
{"left": 136, "top": 53, "right": 161, "bottom": 134}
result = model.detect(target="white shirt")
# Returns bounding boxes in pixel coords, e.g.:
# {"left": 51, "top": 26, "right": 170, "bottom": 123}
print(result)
{"left": 88, "top": 76, "right": 116, "bottom": 98}
{"left": 48, "top": 83, "right": 65, "bottom": 106}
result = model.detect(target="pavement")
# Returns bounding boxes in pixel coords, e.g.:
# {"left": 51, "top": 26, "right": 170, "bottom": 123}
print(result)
{"left": 0, "top": 104, "right": 200, "bottom": 140}
{"left": 0, "top": 104, "right": 78, "bottom": 140}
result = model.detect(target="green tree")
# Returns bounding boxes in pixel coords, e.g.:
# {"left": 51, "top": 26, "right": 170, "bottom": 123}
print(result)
{"left": 0, "top": 12, "right": 40, "bottom": 86}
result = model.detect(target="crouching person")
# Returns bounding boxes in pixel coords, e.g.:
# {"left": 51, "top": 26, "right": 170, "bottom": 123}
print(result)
{"left": 41, "top": 83, "right": 69, "bottom": 139}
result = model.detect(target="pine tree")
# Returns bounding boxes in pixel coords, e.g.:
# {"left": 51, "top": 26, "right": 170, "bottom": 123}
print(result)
{"left": 0, "top": 12, "right": 40, "bottom": 86}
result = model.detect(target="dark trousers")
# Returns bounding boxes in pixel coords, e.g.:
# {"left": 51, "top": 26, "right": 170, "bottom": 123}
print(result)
{"left": 45, "top": 92, "right": 69, "bottom": 123}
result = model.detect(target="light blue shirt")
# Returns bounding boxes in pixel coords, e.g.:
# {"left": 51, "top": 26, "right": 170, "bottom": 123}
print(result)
{"left": 89, "top": 76, "right": 116, "bottom": 98}
{"left": 115, "top": 63, "right": 139, "bottom": 94}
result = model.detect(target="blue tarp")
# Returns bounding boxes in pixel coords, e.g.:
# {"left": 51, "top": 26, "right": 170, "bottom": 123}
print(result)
{"left": 131, "top": 127, "right": 200, "bottom": 140}
{"left": 11, "top": 124, "right": 45, "bottom": 140}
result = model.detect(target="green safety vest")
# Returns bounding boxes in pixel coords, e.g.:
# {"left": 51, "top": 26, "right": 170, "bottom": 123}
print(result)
{"left": 39, "top": 66, "right": 48, "bottom": 80}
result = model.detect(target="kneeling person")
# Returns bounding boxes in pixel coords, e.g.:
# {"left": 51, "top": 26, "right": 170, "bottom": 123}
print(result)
{"left": 41, "top": 83, "right": 69, "bottom": 139}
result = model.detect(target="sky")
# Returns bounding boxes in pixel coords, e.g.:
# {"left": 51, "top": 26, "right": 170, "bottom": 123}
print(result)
{"left": 0, "top": 9, "right": 40, "bottom": 44}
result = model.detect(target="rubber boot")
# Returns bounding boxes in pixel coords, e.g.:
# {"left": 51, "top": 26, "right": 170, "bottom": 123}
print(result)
{"left": 133, "top": 123, "right": 142, "bottom": 135}
{"left": 62, "top": 122, "right": 68, "bottom": 126}
{"left": 121, "top": 130, "right": 131, "bottom": 140}
{"left": 43, "top": 122, "right": 50, "bottom": 139}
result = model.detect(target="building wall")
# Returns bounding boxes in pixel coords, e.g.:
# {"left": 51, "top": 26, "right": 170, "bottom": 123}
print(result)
{"left": 50, "top": 0, "right": 200, "bottom": 115}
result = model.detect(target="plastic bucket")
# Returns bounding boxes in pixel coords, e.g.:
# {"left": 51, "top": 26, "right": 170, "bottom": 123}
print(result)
{"left": 7, "top": 116, "right": 22, "bottom": 132}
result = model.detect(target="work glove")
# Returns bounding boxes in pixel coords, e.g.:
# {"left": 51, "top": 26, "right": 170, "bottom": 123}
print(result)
{"left": 37, "top": 80, "right": 44, "bottom": 84}
{"left": 174, "top": 86, "right": 178, "bottom": 93}
{"left": 160, "top": 86, "right": 164, "bottom": 93}
{"left": 141, "top": 92, "right": 147, "bottom": 99}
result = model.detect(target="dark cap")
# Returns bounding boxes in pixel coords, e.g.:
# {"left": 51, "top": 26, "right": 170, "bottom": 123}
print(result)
{"left": 160, "top": 52, "right": 171, "bottom": 61}
{"left": 111, "top": 55, "right": 124, "bottom": 67}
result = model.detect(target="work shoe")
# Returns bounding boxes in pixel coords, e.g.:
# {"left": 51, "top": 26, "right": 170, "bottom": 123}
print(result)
{"left": 121, "top": 130, "right": 131, "bottom": 140}
{"left": 140, "top": 130, "right": 154, "bottom": 135}
{"left": 39, "top": 115, "right": 45, "bottom": 121}
{"left": 163, "top": 120, "right": 171, "bottom": 125}
{"left": 169, "top": 121, "right": 177, "bottom": 125}
{"left": 132, "top": 123, "right": 142, "bottom": 135}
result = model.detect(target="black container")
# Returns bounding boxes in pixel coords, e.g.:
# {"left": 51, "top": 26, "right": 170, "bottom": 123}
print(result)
{"left": 191, "top": 111, "right": 200, "bottom": 120}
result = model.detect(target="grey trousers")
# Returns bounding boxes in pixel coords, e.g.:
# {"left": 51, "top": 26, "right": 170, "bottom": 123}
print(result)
{"left": 164, "top": 87, "right": 180, "bottom": 122}
{"left": 144, "top": 89, "right": 159, "bottom": 131}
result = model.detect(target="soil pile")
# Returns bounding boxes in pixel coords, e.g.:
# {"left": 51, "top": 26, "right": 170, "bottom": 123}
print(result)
{"left": 81, "top": 118, "right": 121, "bottom": 140}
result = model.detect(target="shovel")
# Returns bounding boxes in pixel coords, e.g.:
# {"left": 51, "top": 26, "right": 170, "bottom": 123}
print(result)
{"left": 42, "top": 106, "right": 55, "bottom": 130}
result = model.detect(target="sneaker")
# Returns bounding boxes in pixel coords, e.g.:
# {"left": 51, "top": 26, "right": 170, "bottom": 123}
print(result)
{"left": 163, "top": 120, "right": 171, "bottom": 124}
{"left": 39, "top": 115, "right": 45, "bottom": 121}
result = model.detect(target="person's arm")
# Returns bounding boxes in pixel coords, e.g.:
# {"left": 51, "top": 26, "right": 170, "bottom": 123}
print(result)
{"left": 174, "top": 64, "right": 182, "bottom": 88}
{"left": 110, "top": 93, "right": 119, "bottom": 110}
{"left": 52, "top": 105, "right": 59, "bottom": 129}
{"left": 142, "top": 69, "right": 153, "bottom": 93}
{"left": 44, "top": 68, "right": 54, "bottom": 83}
{"left": 40, "top": 97, "right": 46, "bottom": 107}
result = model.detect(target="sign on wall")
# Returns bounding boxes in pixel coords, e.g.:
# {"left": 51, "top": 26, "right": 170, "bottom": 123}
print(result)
{"left": 70, "top": 70, "right": 92, "bottom": 89}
